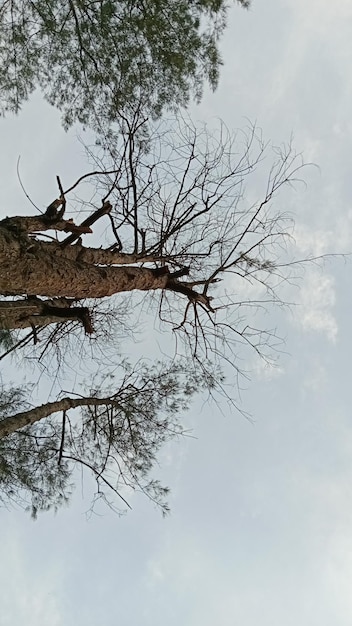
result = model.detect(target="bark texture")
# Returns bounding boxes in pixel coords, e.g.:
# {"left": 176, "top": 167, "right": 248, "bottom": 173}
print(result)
{"left": 0, "top": 298, "right": 92, "bottom": 331}
{"left": 0, "top": 214, "right": 211, "bottom": 310}
{"left": 0, "top": 223, "right": 169, "bottom": 298}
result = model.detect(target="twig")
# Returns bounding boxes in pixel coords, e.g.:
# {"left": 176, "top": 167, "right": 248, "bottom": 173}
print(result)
{"left": 16, "top": 156, "right": 41, "bottom": 213}
{"left": 58, "top": 410, "right": 67, "bottom": 465}
{"left": 60, "top": 201, "right": 112, "bottom": 247}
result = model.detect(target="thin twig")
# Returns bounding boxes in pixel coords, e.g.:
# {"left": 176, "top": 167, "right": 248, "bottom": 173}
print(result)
{"left": 16, "top": 156, "right": 41, "bottom": 212}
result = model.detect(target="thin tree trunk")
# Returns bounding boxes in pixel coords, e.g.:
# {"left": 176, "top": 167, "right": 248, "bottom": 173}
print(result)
{"left": 0, "top": 396, "right": 118, "bottom": 438}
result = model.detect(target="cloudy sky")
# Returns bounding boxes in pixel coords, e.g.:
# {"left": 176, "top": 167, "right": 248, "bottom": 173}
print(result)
{"left": 1, "top": 0, "right": 352, "bottom": 624}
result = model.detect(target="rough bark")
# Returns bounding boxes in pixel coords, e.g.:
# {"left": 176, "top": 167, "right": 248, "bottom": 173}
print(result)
{"left": 0, "top": 396, "right": 120, "bottom": 439}
{"left": 0, "top": 214, "right": 91, "bottom": 235}
{"left": 0, "top": 225, "right": 169, "bottom": 298}
{"left": 0, "top": 298, "right": 92, "bottom": 331}
{"left": 0, "top": 214, "right": 212, "bottom": 308}
{"left": 32, "top": 240, "right": 159, "bottom": 266}
{"left": 0, "top": 199, "right": 111, "bottom": 238}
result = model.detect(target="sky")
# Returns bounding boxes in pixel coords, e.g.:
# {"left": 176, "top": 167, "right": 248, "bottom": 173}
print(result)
{"left": 1, "top": 0, "right": 352, "bottom": 624}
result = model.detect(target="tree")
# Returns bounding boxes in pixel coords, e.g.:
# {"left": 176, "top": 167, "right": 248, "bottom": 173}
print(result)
{"left": 0, "top": 115, "right": 303, "bottom": 362}
{"left": 0, "top": 361, "right": 215, "bottom": 517}
{"left": 0, "top": 114, "right": 305, "bottom": 515}
{"left": 0, "top": 0, "right": 249, "bottom": 130}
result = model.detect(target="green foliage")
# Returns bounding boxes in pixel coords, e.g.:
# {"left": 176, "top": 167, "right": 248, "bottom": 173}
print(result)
{"left": 0, "top": 384, "right": 29, "bottom": 416}
{"left": 0, "top": 329, "right": 14, "bottom": 350}
{"left": 0, "top": 384, "right": 69, "bottom": 518}
{"left": 0, "top": 424, "right": 72, "bottom": 519}
{"left": 0, "top": 0, "right": 249, "bottom": 130}
{"left": 0, "top": 361, "right": 221, "bottom": 516}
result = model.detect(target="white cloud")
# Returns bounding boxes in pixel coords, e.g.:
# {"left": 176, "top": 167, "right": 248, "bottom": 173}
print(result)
{"left": 293, "top": 0, "right": 352, "bottom": 25}
{"left": 252, "top": 356, "right": 285, "bottom": 381}
{"left": 326, "top": 526, "right": 352, "bottom": 620}
{"left": 0, "top": 528, "right": 63, "bottom": 626}
{"left": 302, "top": 361, "right": 327, "bottom": 392}
{"left": 295, "top": 224, "right": 335, "bottom": 257}
{"left": 293, "top": 270, "right": 337, "bottom": 342}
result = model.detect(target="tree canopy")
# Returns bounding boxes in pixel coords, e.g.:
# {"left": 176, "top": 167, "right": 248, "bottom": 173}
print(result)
{"left": 0, "top": 113, "right": 308, "bottom": 516}
{"left": 0, "top": 115, "right": 303, "bottom": 367}
{"left": 0, "top": 0, "right": 249, "bottom": 130}
{"left": 0, "top": 361, "right": 214, "bottom": 517}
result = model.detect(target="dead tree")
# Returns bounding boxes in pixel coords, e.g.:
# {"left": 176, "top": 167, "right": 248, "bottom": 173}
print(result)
{"left": 0, "top": 115, "right": 305, "bottom": 376}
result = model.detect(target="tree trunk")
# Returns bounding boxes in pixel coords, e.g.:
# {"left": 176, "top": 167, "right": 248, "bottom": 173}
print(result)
{"left": 0, "top": 396, "right": 119, "bottom": 439}
{"left": 0, "top": 216, "right": 211, "bottom": 308}
{"left": 0, "top": 225, "right": 169, "bottom": 298}
{"left": 0, "top": 298, "right": 91, "bottom": 330}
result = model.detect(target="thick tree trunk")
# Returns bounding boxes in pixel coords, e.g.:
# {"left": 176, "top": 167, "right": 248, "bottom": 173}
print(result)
{"left": 0, "top": 225, "right": 169, "bottom": 298}
{"left": 0, "top": 396, "right": 119, "bottom": 439}
{"left": 0, "top": 215, "right": 211, "bottom": 308}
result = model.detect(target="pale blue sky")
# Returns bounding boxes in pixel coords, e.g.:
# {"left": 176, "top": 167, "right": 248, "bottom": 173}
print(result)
{"left": 1, "top": 1, "right": 352, "bottom": 624}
